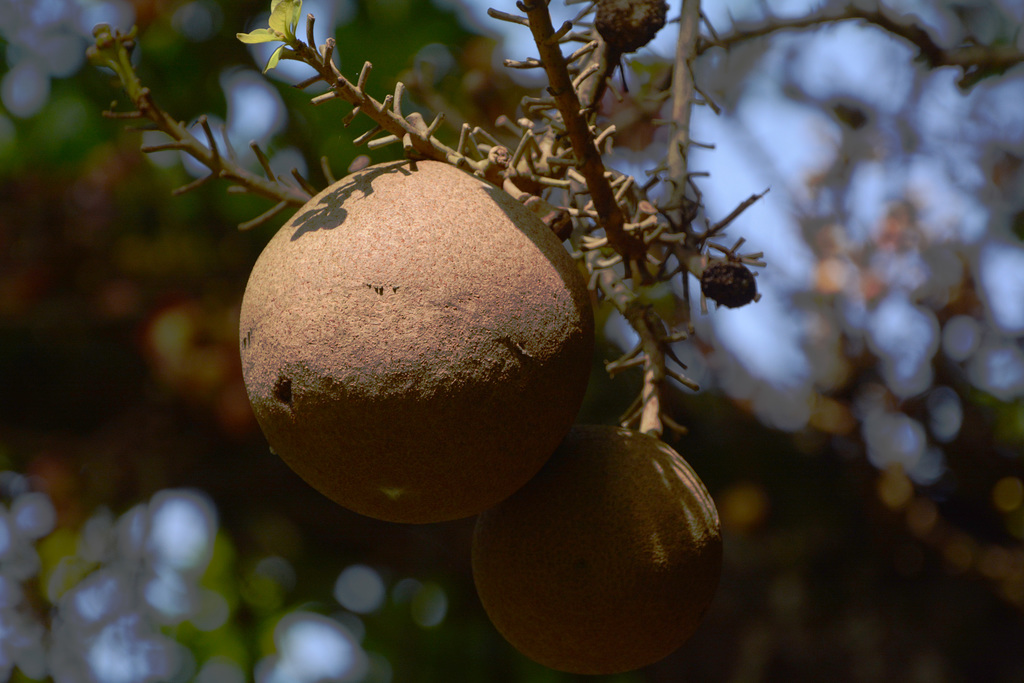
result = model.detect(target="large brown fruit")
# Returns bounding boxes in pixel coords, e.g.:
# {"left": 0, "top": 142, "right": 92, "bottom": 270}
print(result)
{"left": 239, "top": 160, "right": 593, "bottom": 523}
{"left": 472, "top": 425, "right": 722, "bottom": 674}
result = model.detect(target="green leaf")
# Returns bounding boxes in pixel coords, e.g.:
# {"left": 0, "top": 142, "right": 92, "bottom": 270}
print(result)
{"left": 263, "top": 44, "right": 285, "bottom": 73}
{"left": 287, "top": 0, "right": 304, "bottom": 30}
{"left": 236, "top": 0, "right": 302, "bottom": 47}
{"left": 236, "top": 28, "right": 281, "bottom": 44}
{"left": 268, "top": 0, "right": 302, "bottom": 41}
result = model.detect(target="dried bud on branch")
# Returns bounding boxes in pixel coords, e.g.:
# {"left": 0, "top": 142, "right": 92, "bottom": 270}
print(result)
{"left": 701, "top": 260, "right": 758, "bottom": 309}
{"left": 595, "top": 0, "right": 668, "bottom": 54}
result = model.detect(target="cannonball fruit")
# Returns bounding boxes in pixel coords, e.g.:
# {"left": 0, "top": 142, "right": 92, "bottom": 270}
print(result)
{"left": 472, "top": 425, "right": 722, "bottom": 674}
{"left": 239, "top": 160, "right": 594, "bottom": 524}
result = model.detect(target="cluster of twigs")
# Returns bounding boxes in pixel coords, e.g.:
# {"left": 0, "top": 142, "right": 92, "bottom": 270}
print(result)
{"left": 86, "top": 0, "right": 1024, "bottom": 438}
{"left": 87, "top": 1, "right": 773, "bottom": 438}
{"left": 483, "top": 0, "right": 768, "bottom": 436}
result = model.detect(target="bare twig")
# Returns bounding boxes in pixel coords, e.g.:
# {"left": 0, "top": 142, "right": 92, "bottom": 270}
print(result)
{"left": 699, "top": 3, "right": 1024, "bottom": 88}
{"left": 703, "top": 188, "right": 771, "bottom": 238}
{"left": 271, "top": 15, "right": 495, "bottom": 174}
{"left": 88, "top": 24, "right": 308, "bottom": 227}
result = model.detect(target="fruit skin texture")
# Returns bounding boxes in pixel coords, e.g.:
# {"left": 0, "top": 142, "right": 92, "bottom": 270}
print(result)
{"left": 239, "top": 160, "right": 593, "bottom": 524}
{"left": 472, "top": 425, "right": 722, "bottom": 675}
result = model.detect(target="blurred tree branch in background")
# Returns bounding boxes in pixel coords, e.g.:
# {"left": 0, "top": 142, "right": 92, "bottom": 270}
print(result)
{"left": 698, "top": 1, "right": 1024, "bottom": 88}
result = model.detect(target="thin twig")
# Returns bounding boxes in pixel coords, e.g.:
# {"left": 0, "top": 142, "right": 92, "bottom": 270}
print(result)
{"left": 699, "top": 4, "right": 1024, "bottom": 88}
{"left": 88, "top": 25, "right": 308, "bottom": 221}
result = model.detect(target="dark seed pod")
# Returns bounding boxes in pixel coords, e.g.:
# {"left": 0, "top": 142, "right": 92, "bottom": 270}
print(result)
{"left": 594, "top": 0, "right": 669, "bottom": 55}
{"left": 701, "top": 260, "right": 757, "bottom": 308}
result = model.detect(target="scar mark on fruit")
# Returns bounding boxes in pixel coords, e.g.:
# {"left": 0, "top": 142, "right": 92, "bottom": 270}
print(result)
{"left": 499, "top": 336, "right": 534, "bottom": 360}
{"left": 363, "top": 283, "right": 400, "bottom": 296}
{"left": 273, "top": 376, "right": 293, "bottom": 406}
{"left": 380, "top": 486, "right": 404, "bottom": 500}
{"left": 241, "top": 328, "right": 253, "bottom": 350}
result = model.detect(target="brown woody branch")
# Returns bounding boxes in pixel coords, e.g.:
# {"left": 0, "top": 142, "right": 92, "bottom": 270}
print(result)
{"left": 665, "top": 0, "right": 702, "bottom": 237}
{"left": 699, "top": 3, "right": 1024, "bottom": 88}
{"left": 606, "top": 0, "right": 704, "bottom": 436}
{"left": 513, "top": 1, "right": 646, "bottom": 267}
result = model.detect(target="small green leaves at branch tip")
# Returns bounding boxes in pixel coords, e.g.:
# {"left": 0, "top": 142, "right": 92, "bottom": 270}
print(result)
{"left": 86, "top": 24, "right": 143, "bottom": 100}
{"left": 236, "top": 0, "right": 304, "bottom": 73}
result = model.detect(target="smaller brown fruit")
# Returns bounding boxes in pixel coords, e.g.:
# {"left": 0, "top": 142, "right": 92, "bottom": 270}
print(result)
{"left": 472, "top": 425, "right": 722, "bottom": 675}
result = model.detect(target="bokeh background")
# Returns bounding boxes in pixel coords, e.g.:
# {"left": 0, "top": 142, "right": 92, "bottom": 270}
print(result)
{"left": 1, "top": 0, "right": 1024, "bottom": 680}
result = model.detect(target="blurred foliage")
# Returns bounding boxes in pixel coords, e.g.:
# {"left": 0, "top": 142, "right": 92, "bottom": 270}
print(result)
{"left": 1, "top": 0, "right": 1024, "bottom": 681}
